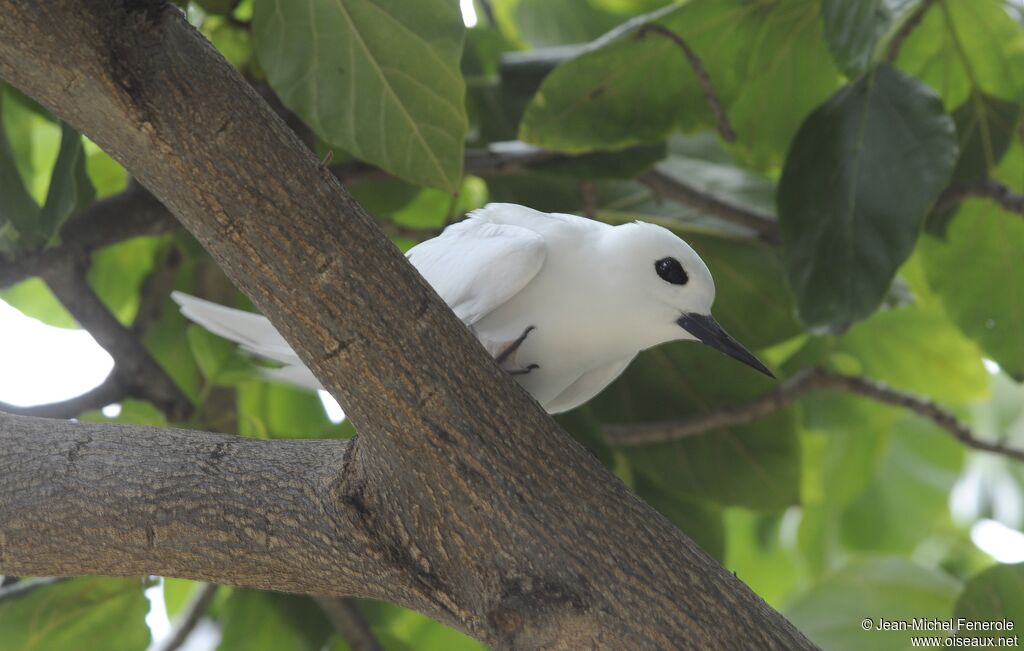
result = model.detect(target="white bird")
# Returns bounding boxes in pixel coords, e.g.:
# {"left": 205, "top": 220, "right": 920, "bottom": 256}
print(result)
{"left": 172, "top": 203, "right": 772, "bottom": 414}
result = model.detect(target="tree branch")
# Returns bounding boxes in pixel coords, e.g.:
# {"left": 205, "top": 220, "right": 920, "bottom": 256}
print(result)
{"left": 887, "top": 0, "right": 939, "bottom": 62}
{"left": 39, "top": 256, "right": 191, "bottom": 420}
{"left": 0, "top": 182, "right": 175, "bottom": 289}
{"left": 0, "top": 411, "right": 403, "bottom": 595}
{"left": 606, "top": 367, "right": 1024, "bottom": 462}
{"left": 154, "top": 583, "right": 219, "bottom": 651}
{"left": 0, "top": 4, "right": 815, "bottom": 647}
{"left": 314, "top": 597, "right": 384, "bottom": 651}
{"left": 937, "top": 178, "right": 1024, "bottom": 216}
{"left": 636, "top": 23, "right": 737, "bottom": 142}
{"left": 0, "top": 372, "right": 123, "bottom": 419}
{"left": 639, "top": 169, "right": 780, "bottom": 242}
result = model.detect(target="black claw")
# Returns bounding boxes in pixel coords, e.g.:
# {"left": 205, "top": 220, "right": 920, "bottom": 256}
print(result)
{"left": 509, "top": 363, "right": 540, "bottom": 376}
{"left": 495, "top": 325, "right": 536, "bottom": 365}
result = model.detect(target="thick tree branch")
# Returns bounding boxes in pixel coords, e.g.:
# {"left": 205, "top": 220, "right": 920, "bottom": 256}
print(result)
{"left": 154, "top": 583, "right": 218, "bottom": 651}
{"left": 606, "top": 367, "right": 1024, "bottom": 462}
{"left": 0, "top": 412, "right": 403, "bottom": 595}
{"left": 0, "top": 4, "right": 815, "bottom": 648}
{"left": 314, "top": 597, "right": 385, "bottom": 651}
{"left": 637, "top": 23, "right": 737, "bottom": 142}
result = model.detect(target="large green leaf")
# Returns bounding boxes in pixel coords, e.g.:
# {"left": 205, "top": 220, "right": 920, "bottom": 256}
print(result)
{"left": 954, "top": 563, "right": 1024, "bottom": 642}
{"left": 785, "top": 557, "right": 961, "bottom": 651}
{"left": 594, "top": 343, "right": 800, "bottom": 509}
{"left": 895, "top": 0, "right": 1024, "bottom": 109}
{"left": 778, "top": 63, "right": 957, "bottom": 331}
{"left": 0, "top": 92, "right": 40, "bottom": 244}
{"left": 87, "top": 236, "right": 164, "bottom": 325}
{"left": 237, "top": 380, "right": 348, "bottom": 438}
{"left": 36, "top": 123, "right": 94, "bottom": 245}
{"left": 834, "top": 304, "right": 989, "bottom": 403}
{"left": 821, "top": 0, "right": 895, "bottom": 77}
{"left": 0, "top": 578, "right": 151, "bottom": 651}
{"left": 252, "top": 0, "right": 468, "bottom": 191}
{"left": 218, "top": 590, "right": 331, "bottom": 651}
{"left": 840, "top": 414, "right": 965, "bottom": 553}
{"left": 519, "top": 0, "right": 840, "bottom": 168}
{"left": 949, "top": 93, "right": 1022, "bottom": 185}
{"left": 922, "top": 200, "right": 1024, "bottom": 380}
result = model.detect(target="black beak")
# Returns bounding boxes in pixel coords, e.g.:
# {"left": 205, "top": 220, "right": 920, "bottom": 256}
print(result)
{"left": 676, "top": 313, "right": 775, "bottom": 378}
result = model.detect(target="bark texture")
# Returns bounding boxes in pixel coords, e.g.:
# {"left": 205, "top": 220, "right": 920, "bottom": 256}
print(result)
{"left": 0, "top": 2, "right": 816, "bottom": 648}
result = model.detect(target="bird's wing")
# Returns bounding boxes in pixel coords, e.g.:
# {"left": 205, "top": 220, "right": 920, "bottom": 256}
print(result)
{"left": 544, "top": 355, "right": 636, "bottom": 414}
{"left": 171, "top": 292, "right": 322, "bottom": 391}
{"left": 408, "top": 208, "right": 547, "bottom": 325}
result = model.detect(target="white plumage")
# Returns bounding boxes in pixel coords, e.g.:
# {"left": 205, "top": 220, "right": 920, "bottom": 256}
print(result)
{"left": 173, "top": 203, "right": 771, "bottom": 414}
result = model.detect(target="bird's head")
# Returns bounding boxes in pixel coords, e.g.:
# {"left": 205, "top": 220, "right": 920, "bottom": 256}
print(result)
{"left": 610, "top": 221, "right": 774, "bottom": 378}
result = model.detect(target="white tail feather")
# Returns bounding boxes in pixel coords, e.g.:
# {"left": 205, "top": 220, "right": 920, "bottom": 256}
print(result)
{"left": 170, "top": 291, "right": 323, "bottom": 391}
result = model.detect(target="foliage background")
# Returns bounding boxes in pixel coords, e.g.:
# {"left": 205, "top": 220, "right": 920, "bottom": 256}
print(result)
{"left": 0, "top": 0, "right": 1023, "bottom": 649}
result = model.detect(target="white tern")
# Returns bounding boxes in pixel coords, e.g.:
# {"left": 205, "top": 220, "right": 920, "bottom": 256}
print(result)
{"left": 172, "top": 203, "right": 772, "bottom": 414}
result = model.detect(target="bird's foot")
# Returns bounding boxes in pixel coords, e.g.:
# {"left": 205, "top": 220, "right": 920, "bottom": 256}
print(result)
{"left": 509, "top": 363, "right": 540, "bottom": 376}
{"left": 495, "top": 325, "right": 536, "bottom": 365}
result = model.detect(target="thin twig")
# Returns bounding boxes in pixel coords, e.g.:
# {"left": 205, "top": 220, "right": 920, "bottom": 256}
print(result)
{"left": 314, "top": 597, "right": 384, "bottom": 651}
{"left": 41, "top": 257, "right": 192, "bottom": 420}
{"left": 0, "top": 372, "right": 123, "bottom": 419}
{"left": 153, "top": 583, "right": 218, "bottom": 651}
{"left": 887, "top": 0, "right": 940, "bottom": 62}
{"left": 605, "top": 367, "right": 1024, "bottom": 463}
{"left": 639, "top": 169, "right": 780, "bottom": 243}
{"left": 937, "top": 178, "right": 1024, "bottom": 216}
{"left": 636, "top": 23, "right": 736, "bottom": 142}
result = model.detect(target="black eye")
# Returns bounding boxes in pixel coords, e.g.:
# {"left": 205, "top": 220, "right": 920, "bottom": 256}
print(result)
{"left": 655, "top": 257, "right": 688, "bottom": 285}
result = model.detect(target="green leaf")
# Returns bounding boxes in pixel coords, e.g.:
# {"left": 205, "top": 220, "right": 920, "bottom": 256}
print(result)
{"left": 785, "top": 557, "right": 961, "bottom": 651}
{"left": 949, "top": 93, "right": 1022, "bottom": 184}
{"left": 144, "top": 300, "right": 203, "bottom": 403}
{"left": 352, "top": 602, "right": 485, "bottom": 651}
{"left": 218, "top": 590, "right": 331, "bottom": 651}
{"left": 80, "top": 399, "right": 168, "bottom": 426}
{"left": 840, "top": 414, "right": 965, "bottom": 553}
{"left": 252, "top": 0, "right": 468, "bottom": 191}
{"left": 187, "top": 326, "right": 254, "bottom": 385}
{"left": 954, "top": 563, "right": 1024, "bottom": 641}
{"left": 512, "top": 0, "right": 620, "bottom": 48}
{"left": 922, "top": 200, "right": 1024, "bottom": 380}
{"left": 37, "top": 123, "right": 95, "bottom": 245}
{"left": 520, "top": 0, "right": 840, "bottom": 168}
{"left": 595, "top": 343, "right": 800, "bottom": 509}
{"left": 0, "top": 577, "right": 151, "bottom": 651}
{"left": 88, "top": 236, "right": 163, "bottom": 325}
{"left": 0, "top": 92, "right": 40, "bottom": 242}
{"left": 821, "top": 0, "right": 893, "bottom": 77}
{"left": 834, "top": 304, "right": 989, "bottom": 403}
{"left": 778, "top": 63, "right": 957, "bottom": 332}
{"left": 895, "top": 0, "right": 1024, "bottom": 109}
{"left": 237, "top": 380, "right": 347, "bottom": 438}
{"left": 724, "top": 510, "right": 801, "bottom": 608}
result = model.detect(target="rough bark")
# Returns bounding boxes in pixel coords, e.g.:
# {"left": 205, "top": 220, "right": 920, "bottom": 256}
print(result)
{"left": 0, "top": 2, "right": 816, "bottom": 649}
